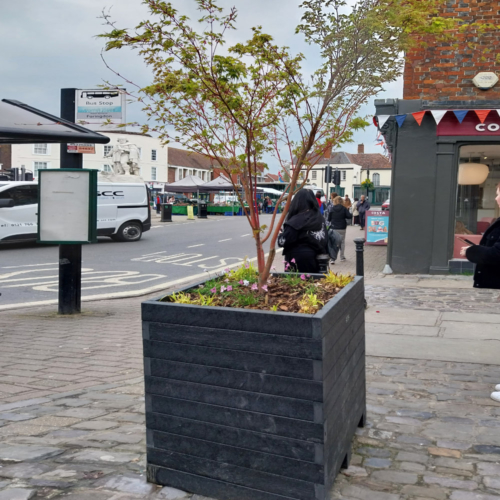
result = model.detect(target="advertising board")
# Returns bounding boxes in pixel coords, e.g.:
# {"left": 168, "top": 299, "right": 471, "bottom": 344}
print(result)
{"left": 365, "top": 210, "right": 389, "bottom": 246}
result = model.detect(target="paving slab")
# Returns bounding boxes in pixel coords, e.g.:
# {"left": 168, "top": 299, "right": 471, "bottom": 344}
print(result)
{"left": 441, "top": 321, "right": 500, "bottom": 341}
{"left": 366, "top": 307, "right": 440, "bottom": 326}
{"left": 441, "top": 312, "right": 500, "bottom": 323}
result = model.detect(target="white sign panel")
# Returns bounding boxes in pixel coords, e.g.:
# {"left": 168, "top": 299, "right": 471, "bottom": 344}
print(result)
{"left": 75, "top": 89, "right": 126, "bottom": 128}
{"left": 472, "top": 72, "right": 499, "bottom": 90}
{"left": 38, "top": 170, "right": 97, "bottom": 243}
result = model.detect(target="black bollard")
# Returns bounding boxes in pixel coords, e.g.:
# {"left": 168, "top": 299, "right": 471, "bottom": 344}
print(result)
{"left": 354, "top": 238, "right": 366, "bottom": 277}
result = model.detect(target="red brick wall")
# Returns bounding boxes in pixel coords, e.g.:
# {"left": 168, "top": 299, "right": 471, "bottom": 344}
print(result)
{"left": 403, "top": 0, "right": 500, "bottom": 101}
{"left": 0, "top": 145, "right": 12, "bottom": 170}
{"left": 167, "top": 166, "right": 176, "bottom": 183}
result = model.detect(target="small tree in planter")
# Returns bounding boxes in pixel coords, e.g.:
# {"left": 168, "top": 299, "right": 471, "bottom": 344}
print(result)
{"left": 99, "top": 0, "right": 448, "bottom": 288}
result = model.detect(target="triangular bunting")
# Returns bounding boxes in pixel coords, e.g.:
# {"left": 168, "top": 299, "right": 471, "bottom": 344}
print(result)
{"left": 376, "top": 115, "right": 390, "bottom": 129}
{"left": 431, "top": 110, "right": 447, "bottom": 125}
{"left": 453, "top": 110, "right": 468, "bottom": 124}
{"left": 496, "top": 110, "right": 500, "bottom": 119}
{"left": 412, "top": 111, "right": 426, "bottom": 126}
{"left": 475, "top": 109, "right": 491, "bottom": 123}
{"left": 395, "top": 114, "right": 407, "bottom": 128}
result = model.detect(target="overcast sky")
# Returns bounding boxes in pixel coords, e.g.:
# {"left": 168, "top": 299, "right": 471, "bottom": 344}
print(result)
{"left": 0, "top": 0, "right": 403, "bottom": 169}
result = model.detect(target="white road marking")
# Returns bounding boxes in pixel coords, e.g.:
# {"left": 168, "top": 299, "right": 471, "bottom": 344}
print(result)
{"left": 218, "top": 238, "right": 232, "bottom": 242}
{"left": 187, "top": 244, "right": 205, "bottom": 248}
{"left": 241, "top": 234, "right": 250, "bottom": 237}
{"left": 0, "top": 249, "right": 283, "bottom": 311}
{"left": 172, "top": 256, "right": 219, "bottom": 266}
{"left": 1, "top": 263, "right": 57, "bottom": 269}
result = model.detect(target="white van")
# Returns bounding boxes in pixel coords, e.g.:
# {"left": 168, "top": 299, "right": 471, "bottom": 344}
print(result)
{"left": 0, "top": 181, "right": 151, "bottom": 243}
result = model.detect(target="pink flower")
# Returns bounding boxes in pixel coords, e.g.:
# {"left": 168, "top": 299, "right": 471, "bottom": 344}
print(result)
{"left": 210, "top": 287, "right": 216, "bottom": 293}
{"left": 224, "top": 268, "right": 230, "bottom": 273}
{"left": 306, "top": 274, "right": 311, "bottom": 278}
{"left": 262, "top": 285, "right": 268, "bottom": 292}
{"left": 251, "top": 283, "right": 258, "bottom": 291}
{"left": 271, "top": 266, "right": 276, "bottom": 271}
{"left": 239, "top": 280, "right": 244, "bottom": 285}
{"left": 291, "top": 258, "right": 296, "bottom": 264}
{"left": 300, "top": 274, "right": 306, "bottom": 280}
{"left": 220, "top": 285, "right": 227, "bottom": 293}
{"left": 285, "top": 263, "right": 290, "bottom": 270}
{"left": 224, "top": 278, "right": 229, "bottom": 283}
{"left": 245, "top": 263, "right": 250, "bottom": 269}
{"left": 227, "top": 285, "right": 233, "bottom": 291}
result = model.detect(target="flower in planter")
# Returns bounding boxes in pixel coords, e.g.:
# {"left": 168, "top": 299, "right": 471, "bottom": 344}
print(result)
{"left": 300, "top": 274, "right": 306, "bottom": 280}
{"left": 220, "top": 285, "right": 227, "bottom": 292}
{"left": 227, "top": 285, "right": 233, "bottom": 291}
{"left": 243, "top": 280, "right": 249, "bottom": 286}
{"left": 251, "top": 283, "right": 258, "bottom": 291}
{"left": 210, "top": 287, "right": 217, "bottom": 293}
{"left": 238, "top": 280, "right": 244, "bottom": 285}
{"left": 291, "top": 259, "right": 296, "bottom": 264}
{"left": 262, "top": 285, "right": 268, "bottom": 292}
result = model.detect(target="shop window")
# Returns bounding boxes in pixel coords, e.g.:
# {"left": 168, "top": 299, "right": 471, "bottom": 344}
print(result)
{"left": 373, "top": 173, "right": 380, "bottom": 186}
{"left": 455, "top": 145, "right": 500, "bottom": 240}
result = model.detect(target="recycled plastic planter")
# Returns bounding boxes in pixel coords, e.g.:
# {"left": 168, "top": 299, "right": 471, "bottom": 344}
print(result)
{"left": 142, "top": 275, "right": 366, "bottom": 500}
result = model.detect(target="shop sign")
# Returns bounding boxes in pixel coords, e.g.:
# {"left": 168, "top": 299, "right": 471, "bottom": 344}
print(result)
{"left": 67, "top": 143, "right": 96, "bottom": 154}
{"left": 365, "top": 210, "right": 389, "bottom": 246}
{"left": 437, "top": 112, "right": 500, "bottom": 136}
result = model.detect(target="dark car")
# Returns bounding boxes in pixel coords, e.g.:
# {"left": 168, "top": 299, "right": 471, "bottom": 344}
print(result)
{"left": 382, "top": 199, "right": 390, "bottom": 211}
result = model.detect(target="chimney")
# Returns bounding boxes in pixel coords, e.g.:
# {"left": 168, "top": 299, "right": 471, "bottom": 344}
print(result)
{"left": 357, "top": 144, "right": 365, "bottom": 154}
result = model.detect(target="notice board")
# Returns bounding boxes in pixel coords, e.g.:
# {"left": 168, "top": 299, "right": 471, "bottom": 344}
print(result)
{"left": 38, "top": 169, "right": 97, "bottom": 244}
{"left": 365, "top": 210, "right": 389, "bottom": 246}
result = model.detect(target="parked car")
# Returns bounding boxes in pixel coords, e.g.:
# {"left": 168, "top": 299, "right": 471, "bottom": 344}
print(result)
{"left": 382, "top": 198, "right": 390, "bottom": 211}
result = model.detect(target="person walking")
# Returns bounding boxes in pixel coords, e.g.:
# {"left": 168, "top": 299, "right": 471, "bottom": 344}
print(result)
{"left": 352, "top": 197, "right": 360, "bottom": 226}
{"left": 278, "top": 190, "right": 327, "bottom": 273}
{"left": 461, "top": 181, "right": 500, "bottom": 402}
{"left": 344, "top": 195, "right": 352, "bottom": 225}
{"left": 156, "top": 194, "right": 161, "bottom": 214}
{"left": 356, "top": 195, "right": 370, "bottom": 230}
{"left": 326, "top": 196, "right": 352, "bottom": 261}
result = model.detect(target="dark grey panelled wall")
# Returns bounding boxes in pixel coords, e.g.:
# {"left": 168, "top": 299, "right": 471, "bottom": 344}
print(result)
{"left": 375, "top": 98, "right": 500, "bottom": 274}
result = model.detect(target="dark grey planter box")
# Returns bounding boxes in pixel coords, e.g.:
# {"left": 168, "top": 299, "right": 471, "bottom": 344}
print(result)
{"left": 142, "top": 275, "right": 366, "bottom": 500}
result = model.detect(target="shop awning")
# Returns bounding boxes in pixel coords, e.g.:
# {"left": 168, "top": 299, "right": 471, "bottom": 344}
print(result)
{"left": 164, "top": 174, "right": 206, "bottom": 193}
{"left": 200, "top": 174, "right": 236, "bottom": 192}
{"left": 0, "top": 99, "right": 110, "bottom": 144}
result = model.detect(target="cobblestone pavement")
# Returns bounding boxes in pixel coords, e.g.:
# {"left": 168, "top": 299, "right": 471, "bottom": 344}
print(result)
{"left": 1, "top": 280, "right": 499, "bottom": 499}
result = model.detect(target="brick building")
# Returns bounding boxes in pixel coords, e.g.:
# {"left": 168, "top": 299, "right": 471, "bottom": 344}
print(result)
{"left": 375, "top": 0, "right": 500, "bottom": 274}
{"left": 404, "top": 0, "right": 500, "bottom": 102}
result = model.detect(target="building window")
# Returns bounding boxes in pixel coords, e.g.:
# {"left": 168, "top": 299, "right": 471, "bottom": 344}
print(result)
{"left": 151, "top": 167, "right": 157, "bottom": 181}
{"left": 138, "top": 147, "right": 142, "bottom": 159}
{"left": 33, "top": 144, "right": 48, "bottom": 155}
{"left": 103, "top": 145, "right": 113, "bottom": 157}
{"left": 342, "top": 170, "right": 346, "bottom": 181}
{"left": 33, "top": 162, "right": 49, "bottom": 177}
{"left": 373, "top": 173, "right": 380, "bottom": 186}
{"left": 312, "top": 170, "right": 317, "bottom": 180}
{"left": 151, "top": 149, "right": 157, "bottom": 161}
{"left": 101, "top": 164, "right": 113, "bottom": 173}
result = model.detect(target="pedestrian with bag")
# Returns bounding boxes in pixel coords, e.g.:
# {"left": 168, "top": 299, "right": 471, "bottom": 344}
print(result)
{"left": 356, "top": 195, "right": 370, "bottom": 230}
{"left": 461, "top": 181, "right": 500, "bottom": 402}
{"left": 278, "top": 189, "right": 327, "bottom": 273}
{"left": 327, "top": 195, "right": 352, "bottom": 262}
{"left": 352, "top": 197, "right": 360, "bottom": 226}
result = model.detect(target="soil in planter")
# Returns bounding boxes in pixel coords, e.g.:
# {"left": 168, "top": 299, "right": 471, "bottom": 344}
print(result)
{"left": 160, "top": 260, "right": 353, "bottom": 314}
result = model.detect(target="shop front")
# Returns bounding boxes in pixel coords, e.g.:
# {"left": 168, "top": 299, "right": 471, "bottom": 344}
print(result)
{"left": 375, "top": 99, "right": 500, "bottom": 274}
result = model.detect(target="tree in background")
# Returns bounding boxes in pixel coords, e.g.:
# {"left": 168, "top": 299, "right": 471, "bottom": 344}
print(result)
{"left": 100, "top": 0, "right": 450, "bottom": 287}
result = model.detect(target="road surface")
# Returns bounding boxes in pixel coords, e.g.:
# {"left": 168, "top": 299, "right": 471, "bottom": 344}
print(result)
{"left": 0, "top": 214, "right": 282, "bottom": 309}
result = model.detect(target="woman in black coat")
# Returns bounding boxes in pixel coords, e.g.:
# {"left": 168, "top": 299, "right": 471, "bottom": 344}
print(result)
{"left": 462, "top": 182, "right": 500, "bottom": 289}
{"left": 326, "top": 195, "right": 352, "bottom": 261}
{"left": 278, "top": 189, "right": 327, "bottom": 273}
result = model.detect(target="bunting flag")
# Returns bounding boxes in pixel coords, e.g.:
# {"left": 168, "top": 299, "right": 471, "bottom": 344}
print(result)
{"left": 430, "top": 110, "right": 447, "bottom": 125}
{"left": 453, "top": 110, "right": 468, "bottom": 124}
{"left": 395, "top": 115, "right": 407, "bottom": 128}
{"left": 374, "top": 109, "right": 500, "bottom": 130}
{"left": 475, "top": 109, "right": 491, "bottom": 123}
{"left": 412, "top": 111, "right": 426, "bottom": 126}
{"left": 377, "top": 115, "right": 391, "bottom": 129}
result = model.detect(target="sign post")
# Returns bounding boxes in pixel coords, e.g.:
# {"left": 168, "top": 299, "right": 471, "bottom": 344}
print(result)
{"left": 58, "top": 88, "right": 84, "bottom": 314}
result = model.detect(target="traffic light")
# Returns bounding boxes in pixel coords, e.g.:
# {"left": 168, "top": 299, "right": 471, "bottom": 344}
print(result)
{"left": 324, "top": 165, "right": 332, "bottom": 183}
{"left": 333, "top": 169, "right": 341, "bottom": 186}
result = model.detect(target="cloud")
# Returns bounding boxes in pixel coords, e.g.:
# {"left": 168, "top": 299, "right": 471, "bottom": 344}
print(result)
{"left": 0, "top": 0, "right": 402, "bottom": 165}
